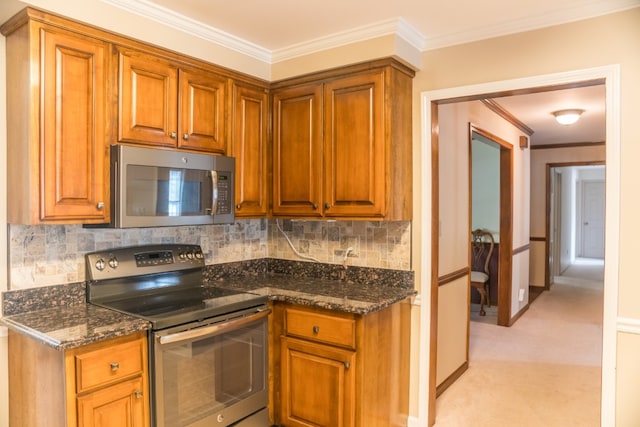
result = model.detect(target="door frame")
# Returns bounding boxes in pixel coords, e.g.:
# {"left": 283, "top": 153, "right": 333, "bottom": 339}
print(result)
{"left": 545, "top": 161, "right": 605, "bottom": 289}
{"left": 469, "top": 125, "right": 513, "bottom": 326}
{"left": 416, "top": 65, "right": 620, "bottom": 427}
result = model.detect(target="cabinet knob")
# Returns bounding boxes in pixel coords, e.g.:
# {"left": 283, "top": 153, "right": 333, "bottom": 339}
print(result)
{"left": 110, "top": 362, "right": 119, "bottom": 371}
{"left": 96, "top": 202, "right": 104, "bottom": 210}
{"left": 134, "top": 390, "right": 143, "bottom": 399}
{"left": 324, "top": 203, "right": 331, "bottom": 209}
{"left": 236, "top": 203, "right": 242, "bottom": 210}
{"left": 344, "top": 361, "right": 351, "bottom": 369}
{"left": 312, "top": 203, "right": 318, "bottom": 210}
{"left": 170, "top": 132, "right": 177, "bottom": 139}
{"left": 312, "top": 325, "right": 320, "bottom": 334}
{"left": 183, "top": 133, "right": 189, "bottom": 140}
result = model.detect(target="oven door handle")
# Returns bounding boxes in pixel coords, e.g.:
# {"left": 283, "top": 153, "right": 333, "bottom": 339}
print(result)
{"left": 158, "top": 308, "right": 270, "bottom": 345}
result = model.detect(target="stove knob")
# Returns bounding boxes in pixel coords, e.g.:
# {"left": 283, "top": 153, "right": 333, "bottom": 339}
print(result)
{"left": 195, "top": 252, "right": 203, "bottom": 259}
{"left": 179, "top": 252, "right": 186, "bottom": 260}
{"left": 95, "top": 258, "right": 106, "bottom": 271}
{"left": 108, "top": 257, "right": 119, "bottom": 269}
{"left": 186, "top": 252, "right": 194, "bottom": 260}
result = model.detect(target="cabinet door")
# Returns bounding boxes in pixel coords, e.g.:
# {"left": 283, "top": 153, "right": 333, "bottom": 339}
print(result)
{"left": 280, "top": 336, "right": 355, "bottom": 427}
{"left": 324, "top": 71, "right": 385, "bottom": 217}
{"left": 272, "top": 84, "right": 323, "bottom": 217}
{"left": 230, "top": 81, "right": 269, "bottom": 217}
{"left": 77, "top": 377, "right": 146, "bottom": 427}
{"left": 41, "top": 27, "right": 109, "bottom": 222}
{"left": 178, "top": 68, "right": 227, "bottom": 153}
{"left": 118, "top": 50, "right": 178, "bottom": 147}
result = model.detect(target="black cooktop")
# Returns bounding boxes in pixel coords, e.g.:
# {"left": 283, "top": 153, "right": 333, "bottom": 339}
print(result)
{"left": 85, "top": 244, "right": 267, "bottom": 330}
{"left": 92, "top": 285, "right": 267, "bottom": 330}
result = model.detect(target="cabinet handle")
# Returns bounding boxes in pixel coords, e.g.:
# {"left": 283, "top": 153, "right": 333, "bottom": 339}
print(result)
{"left": 134, "top": 390, "right": 143, "bottom": 399}
{"left": 170, "top": 132, "right": 177, "bottom": 139}
{"left": 96, "top": 202, "right": 104, "bottom": 210}
{"left": 312, "top": 325, "right": 320, "bottom": 334}
{"left": 183, "top": 133, "right": 189, "bottom": 140}
{"left": 344, "top": 361, "right": 351, "bottom": 369}
{"left": 110, "top": 362, "right": 119, "bottom": 371}
{"left": 324, "top": 203, "right": 331, "bottom": 209}
{"left": 312, "top": 203, "right": 318, "bottom": 210}
{"left": 236, "top": 203, "right": 242, "bottom": 210}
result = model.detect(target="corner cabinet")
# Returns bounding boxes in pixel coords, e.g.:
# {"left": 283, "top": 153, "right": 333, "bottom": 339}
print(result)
{"left": 2, "top": 12, "right": 110, "bottom": 224}
{"left": 8, "top": 331, "right": 150, "bottom": 427}
{"left": 271, "top": 301, "right": 411, "bottom": 427}
{"left": 272, "top": 59, "right": 414, "bottom": 220}
{"left": 118, "top": 48, "right": 227, "bottom": 154}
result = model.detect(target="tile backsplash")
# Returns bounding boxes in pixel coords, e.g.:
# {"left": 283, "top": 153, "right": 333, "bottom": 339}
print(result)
{"left": 8, "top": 219, "right": 411, "bottom": 289}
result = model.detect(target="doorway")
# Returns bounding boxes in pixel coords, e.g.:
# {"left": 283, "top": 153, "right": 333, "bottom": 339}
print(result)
{"left": 546, "top": 163, "right": 605, "bottom": 288}
{"left": 469, "top": 126, "right": 513, "bottom": 326}
{"left": 418, "top": 65, "right": 620, "bottom": 427}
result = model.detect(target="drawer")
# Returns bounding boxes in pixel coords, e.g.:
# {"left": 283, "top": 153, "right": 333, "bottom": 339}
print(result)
{"left": 285, "top": 307, "right": 356, "bottom": 349}
{"left": 75, "top": 338, "right": 144, "bottom": 393}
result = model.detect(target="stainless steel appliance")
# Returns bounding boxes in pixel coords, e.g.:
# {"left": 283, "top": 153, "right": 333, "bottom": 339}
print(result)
{"left": 91, "top": 145, "right": 235, "bottom": 228}
{"left": 86, "top": 244, "right": 269, "bottom": 427}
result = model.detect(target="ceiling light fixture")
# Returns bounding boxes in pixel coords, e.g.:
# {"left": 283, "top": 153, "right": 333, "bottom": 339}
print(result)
{"left": 552, "top": 109, "right": 584, "bottom": 125}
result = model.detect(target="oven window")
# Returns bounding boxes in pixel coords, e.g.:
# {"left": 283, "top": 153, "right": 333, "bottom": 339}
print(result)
{"left": 155, "top": 318, "right": 267, "bottom": 426}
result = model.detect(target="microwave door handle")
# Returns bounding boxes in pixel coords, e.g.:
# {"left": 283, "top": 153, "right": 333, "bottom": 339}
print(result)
{"left": 210, "top": 170, "right": 218, "bottom": 216}
{"left": 158, "top": 308, "right": 271, "bottom": 345}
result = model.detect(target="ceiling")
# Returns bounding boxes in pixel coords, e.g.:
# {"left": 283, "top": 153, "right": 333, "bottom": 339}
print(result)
{"left": 1, "top": 0, "right": 629, "bottom": 145}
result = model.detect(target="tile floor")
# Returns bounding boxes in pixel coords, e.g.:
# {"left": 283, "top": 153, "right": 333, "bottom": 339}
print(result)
{"left": 435, "top": 258, "right": 604, "bottom": 426}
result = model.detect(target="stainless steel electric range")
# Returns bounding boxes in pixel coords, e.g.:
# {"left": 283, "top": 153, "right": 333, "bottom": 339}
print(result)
{"left": 86, "top": 244, "right": 269, "bottom": 427}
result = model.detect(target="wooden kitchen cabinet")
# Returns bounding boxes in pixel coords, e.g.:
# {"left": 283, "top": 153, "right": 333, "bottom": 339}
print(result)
{"left": 272, "top": 83, "right": 324, "bottom": 217}
{"left": 271, "top": 58, "right": 414, "bottom": 220}
{"left": 272, "top": 302, "right": 411, "bottom": 427}
{"left": 118, "top": 48, "right": 227, "bottom": 154}
{"left": 1, "top": 12, "right": 111, "bottom": 224}
{"left": 230, "top": 81, "right": 270, "bottom": 217}
{"left": 8, "top": 330, "right": 149, "bottom": 427}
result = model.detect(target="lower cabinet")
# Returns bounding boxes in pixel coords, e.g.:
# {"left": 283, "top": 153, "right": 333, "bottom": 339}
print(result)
{"left": 271, "top": 301, "right": 411, "bottom": 427}
{"left": 8, "top": 330, "right": 149, "bottom": 427}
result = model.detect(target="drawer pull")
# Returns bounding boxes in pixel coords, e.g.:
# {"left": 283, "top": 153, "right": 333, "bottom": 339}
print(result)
{"left": 110, "top": 362, "right": 120, "bottom": 372}
{"left": 344, "top": 361, "right": 350, "bottom": 369}
{"left": 134, "top": 390, "right": 143, "bottom": 399}
{"left": 312, "top": 325, "right": 320, "bottom": 334}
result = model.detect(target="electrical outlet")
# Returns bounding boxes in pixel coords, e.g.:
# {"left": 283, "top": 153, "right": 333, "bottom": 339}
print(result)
{"left": 518, "top": 289, "right": 525, "bottom": 302}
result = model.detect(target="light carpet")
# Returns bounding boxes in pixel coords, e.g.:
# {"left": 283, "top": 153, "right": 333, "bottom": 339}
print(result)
{"left": 435, "top": 261, "right": 603, "bottom": 426}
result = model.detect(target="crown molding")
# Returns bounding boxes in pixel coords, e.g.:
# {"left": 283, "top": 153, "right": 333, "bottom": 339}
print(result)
{"left": 99, "top": 0, "right": 272, "bottom": 62}
{"left": 272, "top": 17, "right": 425, "bottom": 63}
{"left": 100, "top": 0, "right": 425, "bottom": 65}
{"left": 423, "top": 0, "right": 640, "bottom": 50}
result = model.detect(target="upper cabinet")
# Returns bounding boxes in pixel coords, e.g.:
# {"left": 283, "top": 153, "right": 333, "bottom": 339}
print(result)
{"left": 272, "top": 59, "right": 414, "bottom": 220}
{"left": 118, "top": 49, "right": 227, "bottom": 154}
{"left": 2, "top": 11, "right": 111, "bottom": 225}
{"left": 230, "top": 81, "right": 270, "bottom": 217}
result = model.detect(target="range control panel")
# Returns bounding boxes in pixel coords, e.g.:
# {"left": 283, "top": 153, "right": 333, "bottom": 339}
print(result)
{"left": 86, "top": 244, "right": 205, "bottom": 281}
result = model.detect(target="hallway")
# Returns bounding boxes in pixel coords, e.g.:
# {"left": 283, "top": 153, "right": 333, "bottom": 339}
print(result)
{"left": 434, "top": 259, "right": 604, "bottom": 426}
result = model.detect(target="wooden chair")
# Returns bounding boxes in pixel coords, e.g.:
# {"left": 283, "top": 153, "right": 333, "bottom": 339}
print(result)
{"left": 470, "top": 229, "right": 495, "bottom": 316}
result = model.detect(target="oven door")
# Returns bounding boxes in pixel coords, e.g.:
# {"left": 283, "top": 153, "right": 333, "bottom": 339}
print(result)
{"left": 151, "top": 307, "right": 269, "bottom": 427}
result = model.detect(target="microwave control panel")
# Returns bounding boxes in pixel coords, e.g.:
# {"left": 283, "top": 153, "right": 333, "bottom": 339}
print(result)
{"left": 216, "top": 171, "right": 232, "bottom": 215}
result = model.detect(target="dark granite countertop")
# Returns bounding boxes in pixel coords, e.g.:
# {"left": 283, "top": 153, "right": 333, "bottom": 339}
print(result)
{"left": 1, "top": 303, "right": 150, "bottom": 350}
{"left": 2, "top": 259, "right": 415, "bottom": 350}
{"left": 207, "top": 273, "right": 416, "bottom": 315}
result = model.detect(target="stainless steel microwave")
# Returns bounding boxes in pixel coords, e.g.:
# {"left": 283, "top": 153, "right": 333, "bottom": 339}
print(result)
{"left": 90, "top": 145, "right": 235, "bottom": 228}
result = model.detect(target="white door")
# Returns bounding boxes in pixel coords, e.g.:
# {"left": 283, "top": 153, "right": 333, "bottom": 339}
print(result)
{"left": 581, "top": 180, "right": 605, "bottom": 259}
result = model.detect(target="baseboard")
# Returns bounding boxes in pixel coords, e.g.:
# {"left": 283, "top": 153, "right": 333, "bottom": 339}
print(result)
{"left": 407, "top": 415, "right": 421, "bottom": 427}
{"left": 435, "top": 360, "right": 468, "bottom": 397}
{"left": 508, "top": 303, "right": 529, "bottom": 326}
